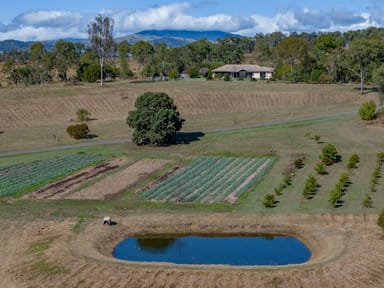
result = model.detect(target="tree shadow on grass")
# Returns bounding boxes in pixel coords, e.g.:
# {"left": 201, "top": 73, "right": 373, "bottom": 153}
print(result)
{"left": 172, "top": 131, "right": 205, "bottom": 145}
{"left": 354, "top": 86, "right": 378, "bottom": 94}
{"left": 85, "top": 134, "right": 98, "bottom": 139}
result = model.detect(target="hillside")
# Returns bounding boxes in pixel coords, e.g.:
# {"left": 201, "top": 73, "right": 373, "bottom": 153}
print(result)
{"left": 115, "top": 30, "right": 240, "bottom": 46}
{"left": 0, "top": 30, "right": 240, "bottom": 52}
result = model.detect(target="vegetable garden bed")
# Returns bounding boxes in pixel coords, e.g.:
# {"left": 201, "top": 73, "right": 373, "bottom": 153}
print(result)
{"left": 0, "top": 153, "right": 106, "bottom": 196}
{"left": 141, "top": 156, "right": 274, "bottom": 204}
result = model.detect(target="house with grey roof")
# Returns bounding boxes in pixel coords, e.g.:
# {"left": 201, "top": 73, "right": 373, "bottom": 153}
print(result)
{"left": 212, "top": 64, "right": 274, "bottom": 80}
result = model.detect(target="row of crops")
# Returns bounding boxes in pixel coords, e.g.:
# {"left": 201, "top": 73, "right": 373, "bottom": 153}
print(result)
{"left": 0, "top": 153, "right": 106, "bottom": 196}
{"left": 141, "top": 156, "right": 274, "bottom": 204}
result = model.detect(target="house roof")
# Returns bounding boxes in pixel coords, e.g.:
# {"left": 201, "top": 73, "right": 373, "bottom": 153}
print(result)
{"left": 212, "top": 64, "right": 274, "bottom": 73}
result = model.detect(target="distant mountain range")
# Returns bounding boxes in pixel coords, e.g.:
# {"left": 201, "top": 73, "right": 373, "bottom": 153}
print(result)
{"left": 0, "top": 30, "right": 240, "bottom": 52}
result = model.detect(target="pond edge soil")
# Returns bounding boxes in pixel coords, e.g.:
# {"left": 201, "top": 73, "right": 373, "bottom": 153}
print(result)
{"left": 71, "top": 213, "right": 351, "bottom": 270}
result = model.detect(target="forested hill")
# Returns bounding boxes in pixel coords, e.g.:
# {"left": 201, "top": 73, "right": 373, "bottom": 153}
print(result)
{"left": 111, "top": 30, "right": 240, "bottom": 47}
{"left": 0, "top": 30, "right": 239, "bottom": 52}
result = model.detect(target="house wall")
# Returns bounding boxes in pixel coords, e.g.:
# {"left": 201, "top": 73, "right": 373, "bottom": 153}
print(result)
{"left": 252, "top": 72, "right": 273, "bottom": 80}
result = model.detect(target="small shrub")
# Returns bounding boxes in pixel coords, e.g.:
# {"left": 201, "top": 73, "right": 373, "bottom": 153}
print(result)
{"left": 294, "top": 158, "right": 304, "bottom": 169}
{"left": 362, "top": 194, "right": 373, "bottom": 208}
{"left": 314, "top": 134, "right": 321, "bottom": 143}
{"left": 320, "top": 144, "right": 339, "bottom": 165}
{"left": 347, "top": 153, "right": 359, "bottom": 169}
{"left": 377, "top": 152, "right": 384, "bottom": 163}
{"left": 263, "top": 193, "right": 275, "bottom": 208}
{"left": 66, "top": 123, "right": 90, "bottom": 139}
{"left": 76, "top": 108, "right": 91, "bottom": 122}
{"left": 223, "top": 74, "right": 231, "bottom": 81}
{"left": 315, "top": 162, "right": 327, "bottom": 175}
{"left": 304, "top": 131, "right": 311, "bottom": 137}
{"left": 329, "top": 188, "right": 342, "bottom": 207}
{"left": 358, "top": 101, "right": 376, "bottom": 121}
{"left": 339, "top": 173, "right": 351, "bottom": 186}
{"left": 303, "top": 175, "right": 317, "bottom": 199}
{"left": 283, "top": 174, "right": 293, "bottom": 185}
{"left": 274, "top": 183, "right": 286, "bottom": 195}
{"left": 350, "top": 153, "right": 360, "bottom": 163}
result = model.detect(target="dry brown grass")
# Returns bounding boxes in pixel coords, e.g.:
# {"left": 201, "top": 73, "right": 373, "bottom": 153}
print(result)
{"left": 1, "top": 213, "right": 383, "bottom": 288}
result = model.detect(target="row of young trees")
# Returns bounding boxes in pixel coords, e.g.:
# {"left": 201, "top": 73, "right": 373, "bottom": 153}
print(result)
{"left": 2, "top": 18, "right": 384, "bottom": 89}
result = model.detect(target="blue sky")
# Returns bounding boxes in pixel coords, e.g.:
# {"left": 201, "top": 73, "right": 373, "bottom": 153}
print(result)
{"left": 0, "top": 0, "right": 383, "bottom": 41}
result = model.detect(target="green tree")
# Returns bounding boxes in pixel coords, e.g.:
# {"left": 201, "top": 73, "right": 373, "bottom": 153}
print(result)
{"left": 132, "top": 41, "right": 155, "bottom": 65}
{"left": 359, "top": 101, "right": 376, "bottom": 121}
{"left": 346, "top": 37, "right": 384, "bottom": 94}
{"left": 117, "top": 41, "right": 132, "bottom": 79}
{"left": 126, "top": 92, "right": 184, "bottom": 146}
{"left": 29, "top": 42, "right": 46, "bottom": 66}
{"left": 320, "top": 144, "right": 339, "bottom": 165}
{"left": 372, "top": 64, "right": 384, "bottom": 106}
{"left": 52, "top": 40, "right": 79, "bottom": 81}
{"left": 88, "top": 14, "right": 115, "bottom": 86}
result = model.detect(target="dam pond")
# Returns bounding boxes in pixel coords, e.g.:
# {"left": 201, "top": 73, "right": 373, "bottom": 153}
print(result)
{"left": 113, "top": 235, "right": 311, "bottom": 266}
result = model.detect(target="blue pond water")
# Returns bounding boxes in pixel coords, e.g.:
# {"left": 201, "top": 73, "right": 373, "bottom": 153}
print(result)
{"left": 113, "top": 235, "right": 311, "bottom": 266}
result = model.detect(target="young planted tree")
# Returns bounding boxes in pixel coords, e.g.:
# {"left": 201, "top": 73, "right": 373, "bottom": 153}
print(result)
{"left": 303, "top": 175, "right": 317, "bottom": 199}
{"left": 263, "top": 193, "right": 275, "bottom": 208}
{"left": 315, "top": 162, "right": 327, "bottom": 175}
{"left": 362, "top": 194, "right": 373, "bottom": 208}
{"left": 76, "top": 108, "right": 91, "bottom": 122}
{"left": 359, "top": 101, "right": 376, "bottom": 121}
{"left": 88, "top": 14, "right": 114, "bottom": 87}
{"left": 127, "top": 92, "right": 184, "bottom": 146}
{"left": 347, "top": 153, "right": 360, "bottom": 169}
{"left": 320, "top": 144, "right": 339, "bottom": 165}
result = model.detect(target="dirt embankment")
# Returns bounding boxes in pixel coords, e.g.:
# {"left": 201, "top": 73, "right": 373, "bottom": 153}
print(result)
{"left": 1, "top": 213, "right": 383, "bottom": 288}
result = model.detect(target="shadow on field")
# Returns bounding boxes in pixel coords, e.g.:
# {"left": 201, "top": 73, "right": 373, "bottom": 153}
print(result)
{"left": 354, "top": 86, "right": 378, "bottom": 94}
{"left": 85, "top": 134, "right": 99, "bottom": 139}
{"left": 172, "top": 131, "right": 205, "bottom": 145}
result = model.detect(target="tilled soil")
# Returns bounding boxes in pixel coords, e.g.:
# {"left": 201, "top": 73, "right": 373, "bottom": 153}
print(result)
{"left": 24, "top": 158, "right": 170, "bottom": 200}
{"left": 1, "top": 213, "right": 383, "bottom": 288}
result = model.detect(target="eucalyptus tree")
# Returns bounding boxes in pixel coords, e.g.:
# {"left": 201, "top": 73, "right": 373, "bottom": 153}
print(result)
{"left": 346, "top": 36, "right": 384, "bottom": 93}
{"left": 29, "top": 42, "right": 46, "bottom": 66}
{"left": 88, "top": 14, "right": 115, "bottom": 86}
{"left": 52, "top": 40, "right": 79, "bottom": 81}
{"left": 372, "top": 64, "right": 384, "bottom": 106}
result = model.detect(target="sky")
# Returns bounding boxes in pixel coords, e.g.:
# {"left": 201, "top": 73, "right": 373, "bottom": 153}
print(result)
{"left": 0, "top": 0, "right": 383, "bottom": 41}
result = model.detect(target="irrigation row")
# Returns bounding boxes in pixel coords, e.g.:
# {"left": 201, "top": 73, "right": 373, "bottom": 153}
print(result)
{"left": 141, "top": 156, "right": 273, "bottom": 204}
{"left": 0, "top": 153, "right": 106, "bottom": 196}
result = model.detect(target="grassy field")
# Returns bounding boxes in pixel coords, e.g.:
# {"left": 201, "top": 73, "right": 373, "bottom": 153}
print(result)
{"left": 0, "top": 80, "right": 383, "bottom": 217}
{"left": 0, "top": 80, "right": 376, "bottom": 152}
{"left": 1, "top": 113, "right": 383, "bottom": 218}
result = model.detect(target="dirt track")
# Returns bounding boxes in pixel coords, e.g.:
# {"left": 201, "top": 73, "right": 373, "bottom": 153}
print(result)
{"left": 1, "top": 213, "right": 383, "bottom": 288}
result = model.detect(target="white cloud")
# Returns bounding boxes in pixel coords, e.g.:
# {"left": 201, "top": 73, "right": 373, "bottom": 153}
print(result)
{"left": 14, "top": 10, "right": 83, "bottom": 28}
{"left": 0, "top": 2, "right": 382, "bottom": 41}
